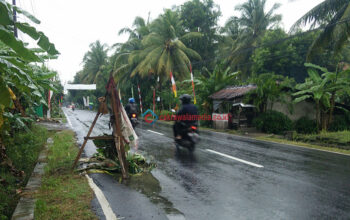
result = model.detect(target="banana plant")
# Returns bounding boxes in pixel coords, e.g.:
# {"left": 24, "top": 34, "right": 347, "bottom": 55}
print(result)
{"left": 293, "top": 63, "right": 350, "bottom": 131}
{"left": 0, "top": 0, "right": 59, "bottom": 130}
{"left": 189, "top": 64, "right": 240, "bottom": 114}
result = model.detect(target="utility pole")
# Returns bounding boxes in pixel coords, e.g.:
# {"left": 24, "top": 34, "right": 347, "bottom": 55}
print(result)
{"left": 12, "top": 0, "right": 18, "bottom": 38}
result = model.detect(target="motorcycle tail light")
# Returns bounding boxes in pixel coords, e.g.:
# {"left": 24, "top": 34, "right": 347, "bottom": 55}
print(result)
{"left": 132, "top": 114, "right": 136, "bottom": 118}
{"left": 191, "top": 126, "right": 197, "bottom": 130}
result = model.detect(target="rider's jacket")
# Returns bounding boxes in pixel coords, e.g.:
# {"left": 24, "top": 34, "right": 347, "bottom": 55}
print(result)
{"left": 176, "top": 103, "right": 198, "bottom": 126}
{"left": 125, "top": 103, "right": 138, "bottom": 116}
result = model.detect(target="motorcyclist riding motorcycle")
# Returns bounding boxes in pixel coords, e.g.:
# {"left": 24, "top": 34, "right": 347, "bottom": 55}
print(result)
{"left": 173, "top": 94, "right": 199, "bottom": 151}
{"left": 125, "top": 98, "right": 138, "bottom": 128}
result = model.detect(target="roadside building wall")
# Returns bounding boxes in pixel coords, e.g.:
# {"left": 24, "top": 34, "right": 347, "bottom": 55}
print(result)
{"left": 269, "top": 96, "right": 316, "bottom": 121}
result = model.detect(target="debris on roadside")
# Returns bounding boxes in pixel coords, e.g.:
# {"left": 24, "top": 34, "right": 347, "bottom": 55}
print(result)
{"left": 76, "top": 137, "right": 155, "bottom": 175}
{"left": 36, "top": 117, "right": 60, "bottom": 123}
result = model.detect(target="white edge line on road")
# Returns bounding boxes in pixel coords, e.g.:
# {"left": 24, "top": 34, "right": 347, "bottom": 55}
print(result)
{"left": 205, "top": 149, "right": 264, "bottom": 168}
{"left": 147, "top": 129, "right": 164, "bottom": 135}
{"left": 85, "top": 175, "right": 118, "bottom": 220}
{"left": 62, "top": 108, "right": 73, "bottom": 128}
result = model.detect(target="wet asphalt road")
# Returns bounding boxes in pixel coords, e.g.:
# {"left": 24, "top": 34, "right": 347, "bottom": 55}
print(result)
{"left": 63, "top": 108, "right": 350, "bottom": 220}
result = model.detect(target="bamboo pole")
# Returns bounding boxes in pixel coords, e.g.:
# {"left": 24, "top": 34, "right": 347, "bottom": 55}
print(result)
{"left": 72, "top": 111, "right": 100, "bottom": 169}
{"left": 108, "top": 76, "right": 129, "bottom": 179}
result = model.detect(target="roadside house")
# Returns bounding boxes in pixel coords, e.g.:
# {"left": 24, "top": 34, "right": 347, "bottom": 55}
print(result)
{"left": 209, "top": 85, "right": 316, "bottom": 129}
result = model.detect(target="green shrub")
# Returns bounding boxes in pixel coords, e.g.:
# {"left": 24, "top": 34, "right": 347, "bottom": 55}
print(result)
{"left": 294, "top": 116, "right": 317, "bottom": 134}
{"left": 1, "top": 125, "right": 49, "bottom": 219}
{"left": 329, "top": 113, "right": 350, "bottom": 131}
{"left": 159, "top": 110, "right": 173, "bottom": 117}
{"left": 253, "top": 110, "right": 293, "bottom": 134}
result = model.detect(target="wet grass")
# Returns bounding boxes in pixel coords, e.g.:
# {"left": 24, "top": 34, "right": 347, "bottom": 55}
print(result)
{"left": 35, "top": 130, "right": 97, "bottom": 220}
{"left": 257, "top": 136, "right": 350, "bottom": 156}
{"left": 45, "top": 130, "right": 77, "bottom": 173}
{"left": 0, "top": 125, "right": 49, "bottom": 219}
{"left": 62, "top": 118, "right": 67, "bottom": 123}
{"left": 299, "top": 130, "right": 350, "bottom": 147}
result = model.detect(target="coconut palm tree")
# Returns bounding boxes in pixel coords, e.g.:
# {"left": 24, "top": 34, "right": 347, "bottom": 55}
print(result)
{"left": 222, "top": 0, "right": 281, "bottom": 76}
{"left": 113, "top": 16, "right": 151, "bottom": 84}
{"left": 290, "top": 0, "right": 350, "bottom": 60}
{"left": 129, "top": 9, "right": 202, "bottom": 81}
{"left": 81, "top": 41, "right": 108, "bottom": 84}
{"left": 119, "top": 16, "right": 151, "bottom": 43}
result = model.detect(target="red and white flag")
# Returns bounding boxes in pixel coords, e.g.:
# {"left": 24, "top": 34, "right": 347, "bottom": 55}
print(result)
{"left": 190, "top": 64, "right": 196, "bottom": 104}
{"left": 170, "top": 71, "right": 177, "bottom": 97}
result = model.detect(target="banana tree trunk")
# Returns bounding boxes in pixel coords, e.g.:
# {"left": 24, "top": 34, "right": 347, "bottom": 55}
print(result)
{"left": 316, "top": 101, "right": 320, "bottom": 131}
{"left": 321, "top": 110, "right": 327, "bottom": 131}
{"left": 328, "top": 91, "right": 336, "bottom": 129}
{"left": 14, "top": 98, "right": 25, "bottom": 117}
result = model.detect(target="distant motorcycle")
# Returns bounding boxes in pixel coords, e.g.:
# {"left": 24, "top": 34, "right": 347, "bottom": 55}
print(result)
{"left": 175, "top": 123, "right": 200, "bottom": 152}
{"left": 129, "top": 113, "right": 138, "bottom": 128}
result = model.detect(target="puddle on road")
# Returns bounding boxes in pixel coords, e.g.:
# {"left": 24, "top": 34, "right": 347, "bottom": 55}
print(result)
{"left": 122, "top": 172, "right": 184, "bottom": 218}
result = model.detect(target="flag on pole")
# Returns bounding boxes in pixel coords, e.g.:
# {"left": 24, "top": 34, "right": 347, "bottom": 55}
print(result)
{"left": 157, "top": 76, "right": 160, "bottom": 102}
{"left": 131, "top": 85, "right": 134, "bottom": 98}
{"left": 170, "top": 71, "right": 177, "bottom": 97}
{"left": 153, "top": 89, "right": 156, "bottom": 113}
{"left": 190, "top": 64, "right": 197, "bottom": 104}
{"left": 137, "top": 84, "right": 143, "bottom": 114}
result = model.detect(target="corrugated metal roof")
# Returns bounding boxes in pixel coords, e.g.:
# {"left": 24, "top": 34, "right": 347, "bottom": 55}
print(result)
{"left": 209, "top": 85, "right": 257, "bottom": 100}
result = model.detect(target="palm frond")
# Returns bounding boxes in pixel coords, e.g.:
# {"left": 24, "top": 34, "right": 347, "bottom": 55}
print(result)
{"left": 307, "top": 3, "right": 350, "bottom": 60}
{"left": 290, "top": 0, "right": 349, "bottom": 32}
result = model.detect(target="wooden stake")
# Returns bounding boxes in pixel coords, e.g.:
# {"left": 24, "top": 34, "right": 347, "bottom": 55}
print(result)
{"left": 109, "top": 79, "right": 129, "bottom": 179}
{"left": 72, "top": 111, "right": 100, "bottom": 169}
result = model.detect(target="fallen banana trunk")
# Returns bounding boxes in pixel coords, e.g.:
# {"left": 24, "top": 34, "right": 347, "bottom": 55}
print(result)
{"left": 76, "top": 151, "right": 155, "bottom": 175}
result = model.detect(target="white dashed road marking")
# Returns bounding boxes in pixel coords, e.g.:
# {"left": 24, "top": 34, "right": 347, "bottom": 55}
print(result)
{"left": 205, "top": 149, "right": 264, "bottom": 168}
{"left": 86, "top": 175, "right": 118, "bottom": 220}
{"left": 147, "top": 130, "right": 164, "bottom": 136}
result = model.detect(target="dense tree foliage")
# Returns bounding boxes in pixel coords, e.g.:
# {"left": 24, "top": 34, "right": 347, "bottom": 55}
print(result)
{"left": 179, "top": 0, "right": 221, "bottom": 70}
{"left": 0, "top": 0, "right": 61, "bottom": 196}
{"left": 220, "top": 0, "right": 281, "bottom": 77}
{"left": 291, "top": 0, "right": 350, "bottom": 61}
{"left": 67, "top": 0, "right": 350, "bottom": 133}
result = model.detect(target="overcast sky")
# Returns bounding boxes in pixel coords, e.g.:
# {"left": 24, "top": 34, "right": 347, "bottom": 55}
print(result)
{"left": 15, "top": 0, "right": 323, "bottom": 84}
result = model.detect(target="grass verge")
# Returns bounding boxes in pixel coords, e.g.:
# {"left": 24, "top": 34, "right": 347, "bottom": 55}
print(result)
{"left": 34, "top": 130, "right": 97, "bottom": 220}
{"left": 297, "top": 130, "right": 350, "bottom": 148}
{"left": 257, "top": 136, "right": 350, "bottom": 155}
{"left": 0, "top": 125, "right": 49, "bottom": 219}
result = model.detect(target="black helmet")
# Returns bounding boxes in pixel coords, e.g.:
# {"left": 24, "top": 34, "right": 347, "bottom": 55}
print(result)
{"left": 180, "top": 94, "right": 191, "bottom": 104}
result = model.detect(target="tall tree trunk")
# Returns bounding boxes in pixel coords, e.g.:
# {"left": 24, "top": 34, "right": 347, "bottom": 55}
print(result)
{"left": 328, "top": 91, "right": 336, "bottom": 129}
{"left": 316, "top": 101, "right": 320, "bottom": 131}
{"left": 237, "top": 106, "right": 242, "bottom": 129}
{"left": 327, "top": 62, "right": 339, "bottom": 130}
{"left": 321, "top": 110, "right": 327, "bottom": 131}
{"left": 159, "top": 79, "right": 164, "bottom": 112}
